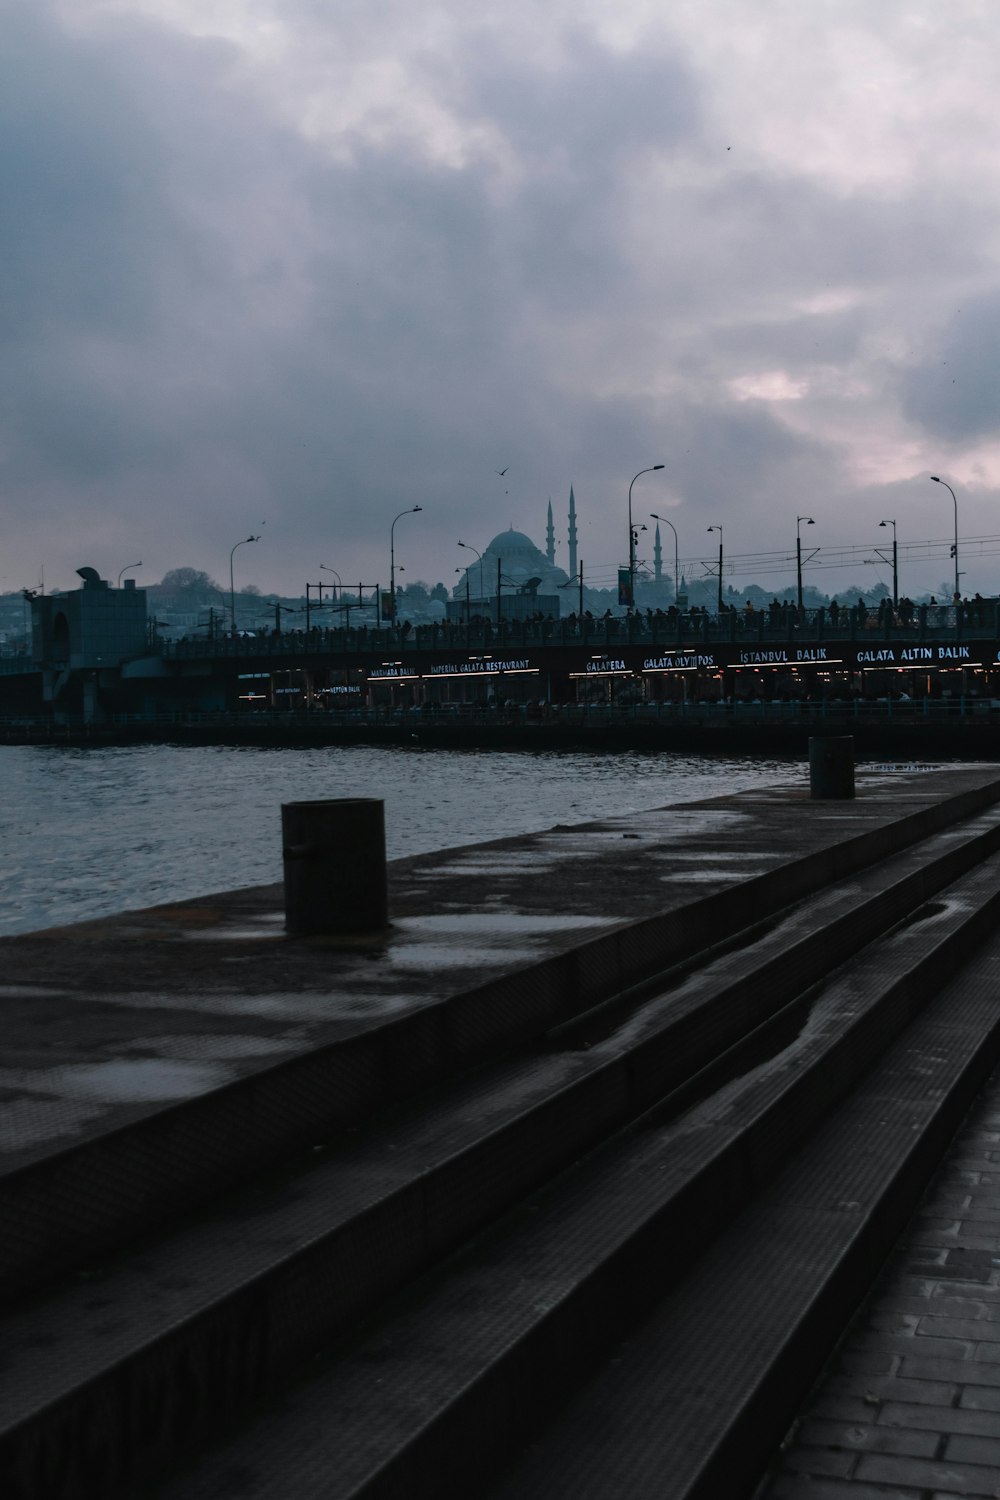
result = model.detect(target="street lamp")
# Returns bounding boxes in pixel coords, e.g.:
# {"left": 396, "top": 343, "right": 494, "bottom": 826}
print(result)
{"left": 390, "top": 507, "right": 422, "bottom": 623}
{"left": 796, "top": 516, "right": 815, "bottom": 612}
{"left": 495, "top": 564, "right": 519, "bottom": 624}
{"left": 229, "top": 534, "right": 260, "bottom": 634}
{"left": 319, "top": 564, "right": 342, "bottom": 593}
{"left": 930, "top": 476, "right": 960, "bottom": 601}
{"left": 628, "top": 466, "right": 665, "bottom": 605}
{"left": 117, "top": 562, "right": 142, "bottom": 588}
{"left": 707, "top": 525, "right": 723, "bottom": 615}
{"left": 457, "top": 540, "right": 484, "bottom": 605}
{"left": 649, "top": 514, "right": 679, "bottom": 606}
{"left": 455, "top": 566, "right": 471, "bottom": 625}
{"left": 878, "top": 520, "right": 898, "bottom": 609}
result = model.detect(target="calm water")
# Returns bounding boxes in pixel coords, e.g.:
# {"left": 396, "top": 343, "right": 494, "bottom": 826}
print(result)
{"left": 0, "top": 744, "right": 800, "bottom": 935}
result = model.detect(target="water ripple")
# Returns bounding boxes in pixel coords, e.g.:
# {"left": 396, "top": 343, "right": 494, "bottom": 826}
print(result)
{"left": 0, "top": 743, "right": 795, "bottom": 935}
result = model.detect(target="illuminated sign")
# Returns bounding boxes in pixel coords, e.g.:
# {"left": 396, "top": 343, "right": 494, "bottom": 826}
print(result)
{"left": 237, "top": 672, "right": 270, "bottom": 680}
{"left": 737, "top": 647, "right": 831, "bottom": 665}
{"left": 856, "top": 644, "right": 971, "bottom": 665}
{"left": 643, "top": 653, "right": 717, "bottom": 672}
{"left": 368, "top": 665, "right": 418, "bottom": 680}
{"left": 425, "top": 658, "right": 535, "bottom": 678}
{"left": 587, "top": 658, "right": 626, "bottom": 673}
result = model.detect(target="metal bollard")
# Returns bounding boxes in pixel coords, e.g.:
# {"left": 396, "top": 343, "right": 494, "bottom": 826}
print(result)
{"left": 282, "top": 798, "right": 388, "bottom": 935}
{"left": 809, "top": 735, "right": 855, "bottom": 800}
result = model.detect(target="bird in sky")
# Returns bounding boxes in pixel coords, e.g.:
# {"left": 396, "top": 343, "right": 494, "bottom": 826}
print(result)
{"left": 496, "top": 467, "right": 509, "bottom": 477}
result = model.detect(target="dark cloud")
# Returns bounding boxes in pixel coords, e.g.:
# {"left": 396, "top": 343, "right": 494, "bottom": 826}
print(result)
{"left": 900, "top": 295, "right": 1000, "bottom": 441}
{"left": 0, "top": 10, "right": 167, "bottom": 343}
{"left": 3, "top": 3, "right": 1000, "bottom": 596}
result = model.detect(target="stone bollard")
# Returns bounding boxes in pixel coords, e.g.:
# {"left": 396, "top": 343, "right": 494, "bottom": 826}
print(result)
{"left": 809, "top": 735, "right": 855, "bottom": 800}
{"left": 282, "top": 798, "right": 388, "bottom": 935}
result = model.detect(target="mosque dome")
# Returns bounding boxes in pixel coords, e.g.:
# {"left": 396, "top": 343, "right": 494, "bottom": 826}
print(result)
{"left": 454, "top": 523, "right": 569, "bottom": 600}
{"left": 485, "top": 529, "right": 538, "bottom": 556}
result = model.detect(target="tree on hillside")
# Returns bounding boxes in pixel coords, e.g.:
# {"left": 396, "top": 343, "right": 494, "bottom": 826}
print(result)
{"left": 157, "top": 568, "right": 220, "bottom": 594}
{"left": 400, "top": 580, "right": 430, "bottom": 603}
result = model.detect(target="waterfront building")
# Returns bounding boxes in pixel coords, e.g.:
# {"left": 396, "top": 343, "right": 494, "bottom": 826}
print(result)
{"left": 29, "top": 567, "right": 149, "bottom": 719}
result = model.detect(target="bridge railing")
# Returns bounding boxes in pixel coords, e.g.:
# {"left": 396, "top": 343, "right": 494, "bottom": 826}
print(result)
{"left": 157, "top": 600, "right": 999, "bottom": 661}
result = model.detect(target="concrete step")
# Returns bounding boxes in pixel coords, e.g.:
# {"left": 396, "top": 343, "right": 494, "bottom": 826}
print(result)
{"left": 6, "top": 774, "right": 1000, "bottom": 1300}
{"left": 137, "top": 858, "right": 1000, "bottom": 1500}
{"left": 483, "top": 950, "right": 1000, "bottom": 1500}
{"left": 5, "top": 808, "right": 1000, "bottom": 1468}
{"left": 51, "top": 850, "right": 1000, "bottom": 1498}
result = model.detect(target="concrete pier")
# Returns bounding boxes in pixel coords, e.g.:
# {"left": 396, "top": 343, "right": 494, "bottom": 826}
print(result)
{"left": 4, "top": 764, "right": 1000, "bottom": 1498}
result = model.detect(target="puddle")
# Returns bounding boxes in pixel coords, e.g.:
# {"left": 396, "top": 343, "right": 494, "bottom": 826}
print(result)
{"left": 892, "top": 900, "right": 956, "bottom": 933}
{"left": 0, "top": 1097, "right": 109, "bottom": 1152}
{"left": 120, "top": 1033, "right": 304, "bottom": 1061}
{"left": 394, "top": 914, "right": 617, "bottom": 936}
{"left": 0, "top": 986, "right": 72, "bottom": 999}
{"left": 632, "top": 810, "right": 748, "bottom": 830}
{"left": 37, "top": 1059, "right": 231, "bottom": 1102}
{"left": 94, "top": 989, "right": 436, "bottom": 1021}
{"left": 427, "top": 863, "right": 559, "bottom": 878}
{"left": 657, "top": 851, "right": 782, "bottom": 863}
{"left": 182, "top": 926, "right": 286, "bottom": 942}
{"left": 385, "top": 943, "right": 539, "bottom": 970}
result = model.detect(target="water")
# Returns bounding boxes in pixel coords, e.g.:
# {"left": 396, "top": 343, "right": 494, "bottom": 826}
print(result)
{"left": 0, "top": 743, "right": 798, "bottom": 935}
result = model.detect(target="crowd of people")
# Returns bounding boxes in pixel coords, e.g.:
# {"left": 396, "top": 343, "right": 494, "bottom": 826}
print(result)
{"left": 169, "top": 591, "right": 999, "bottom": 658}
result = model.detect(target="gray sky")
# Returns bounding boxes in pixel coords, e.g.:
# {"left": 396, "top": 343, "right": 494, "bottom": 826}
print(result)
{"left": 4, "top": 0, "right": 1000, "bottom": 601}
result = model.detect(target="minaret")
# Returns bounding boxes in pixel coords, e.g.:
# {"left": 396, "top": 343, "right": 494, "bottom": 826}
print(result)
{"left": 653, "top": 524, "right": 662, "bottom": 582}
{"left": 546, "top": 500, "right": 555, "bottom": 565}
{"left": 567, "top": 485, "right": 578, "bottom": 579}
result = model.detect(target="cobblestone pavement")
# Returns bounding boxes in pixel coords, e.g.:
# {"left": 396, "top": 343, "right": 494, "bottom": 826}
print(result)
{"left": 761, "top": 1063, "right": 1000, "bottom": 1498}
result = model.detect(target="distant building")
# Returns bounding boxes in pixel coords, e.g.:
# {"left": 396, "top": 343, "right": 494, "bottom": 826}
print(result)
{"left": 450, "top": 526, "right": 568, "bottom": 623}
{"left": 30, "top": 566, "right": 149, "bottom": 719}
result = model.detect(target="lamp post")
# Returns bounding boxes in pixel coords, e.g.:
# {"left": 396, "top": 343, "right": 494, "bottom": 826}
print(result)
{"left": 457, "top": 540, "right": 484, "bottom": 607}
{"left": 455, "top": 567, "right": 471, "bottom": 625}
{"left": 628, "top": 465, "right": 665, "bottom": 605}
{"left": 117, "top": 562, "right": 142, "bottom": 588}
{"left": 229, "top": 534, "right": 260, "bottom": 634}
{"left": 707, "top": 525, "right": 723, "bottom": 615}
{"left": 558, "top": 562, "right": 585, "bottom": 618}
{"left": 796, "top": 515, "right": 815, "bottom": 612}
{"left": 320, "top": 565, "right": 350, "bottom": 625}
{"left": 878, "top": 520, "right": 898, "bottom": 609}
{"left": 494, "top": 563, "right": 520, "bottom": 625}
{"left": 930, "top": 476, "right": 960, "bottom": 601}
{"left": 320, "top": 564, "right": 344, "bottom": 618}
{"left": 319, "top": 564, "right": 342, "bottom": 600}
{"left": 390, "top": 506, "right": 422, "bottom": 622}
{"left": 319, "top": 565, "right": 342, "bottom": 627}
{"left": 649, "top": 514, "right": 679, "bottom": 605}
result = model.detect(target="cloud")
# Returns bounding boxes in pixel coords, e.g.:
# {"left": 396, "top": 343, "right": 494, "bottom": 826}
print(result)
{"left": 3, "top": 0, "right": 1000, "bottom": 599}
{"left": 900, "top": 296, "right": 1000, "bottom": 442}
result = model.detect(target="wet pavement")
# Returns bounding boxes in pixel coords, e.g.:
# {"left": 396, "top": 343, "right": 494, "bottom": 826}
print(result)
{"left": 1, "top": 763, "right": 998, "bottom": 1175}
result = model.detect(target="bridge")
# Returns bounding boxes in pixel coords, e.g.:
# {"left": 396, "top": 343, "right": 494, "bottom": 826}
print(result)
{"left": 5, "top": 583, "right": 1000, "bottom": 728}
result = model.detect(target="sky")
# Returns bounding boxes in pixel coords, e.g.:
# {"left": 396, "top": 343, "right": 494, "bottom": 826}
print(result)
{"left": 4, "top": 0, "right": 1000, "bottom": 603}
